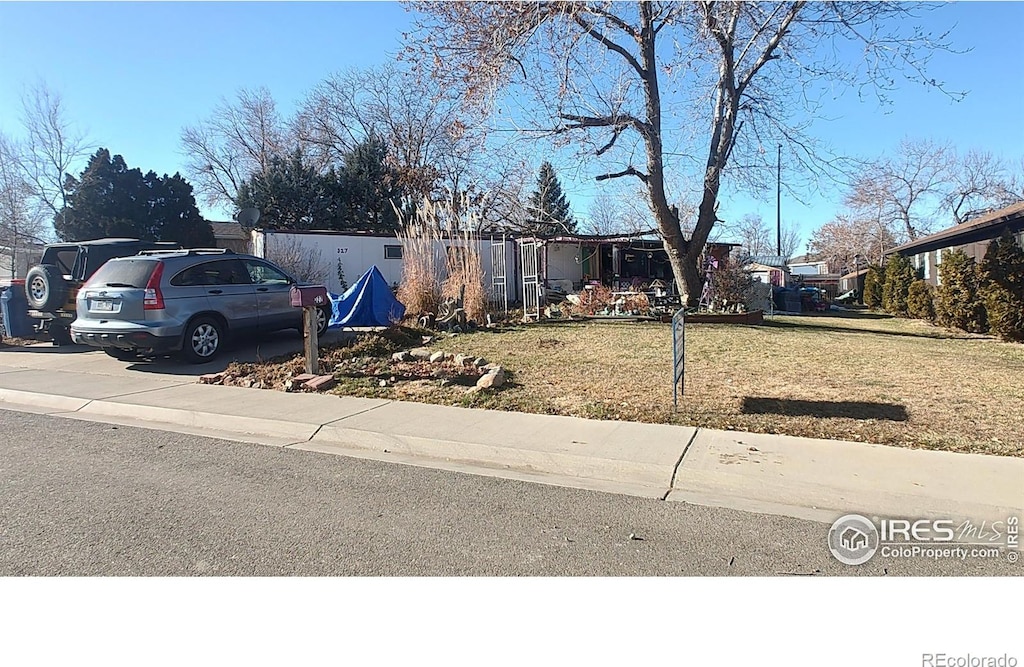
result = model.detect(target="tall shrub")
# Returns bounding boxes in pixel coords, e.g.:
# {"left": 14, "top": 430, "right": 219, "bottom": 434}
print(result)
{"left": 934, "top": 249, "right": 988, "bottom": 333}
{"left": 395, "top": 201, "right": 443, "bottom": 317}
{"left": 980, "top": 231, "right": 1024, "bottom": 342}
{"left": 395, "top": 196, "right": 488, "bottom": 323}
{"left": 906, "top": 279, "right": 935, "bottom": 321}
{"left": 863, "top": 265, "right": 884, "bottom": 308}
{"left": 882, "top": 254, "right": 915, "bottom": 316}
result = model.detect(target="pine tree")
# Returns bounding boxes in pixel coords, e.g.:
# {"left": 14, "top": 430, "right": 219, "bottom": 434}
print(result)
{"left": 57, "top": 148, "right": 213, "bottom": 245}
{"left": 934, "top": 249, "right": 988, "bottom": 333}
{"left": 980, "top": 230, "right": 1024, "bottom": 341}
{"left": 863, "top": 265, "right": 884, "bottom": 308}
{"left": 526, "top": 161, "right": 575, "bottom": 236}
{"left": 882, "top": 254, "right": 915, "bottom": 316}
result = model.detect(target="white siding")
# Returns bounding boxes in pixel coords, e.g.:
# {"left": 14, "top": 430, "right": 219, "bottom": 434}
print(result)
{"left": 252, "top": 230, "right": 517, "bottom": 301}
{"left": 544, "top": 241, "right": 585, "bottom": 290}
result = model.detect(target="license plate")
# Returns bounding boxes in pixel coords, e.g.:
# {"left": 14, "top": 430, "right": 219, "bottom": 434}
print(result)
{"left": 92, "top": 300, "right": 114, "bottom": 312}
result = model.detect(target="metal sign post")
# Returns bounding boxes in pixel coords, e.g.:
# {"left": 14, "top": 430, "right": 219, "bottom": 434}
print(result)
{"left": 672, "top": 307, "right": 685, "bottom": 409}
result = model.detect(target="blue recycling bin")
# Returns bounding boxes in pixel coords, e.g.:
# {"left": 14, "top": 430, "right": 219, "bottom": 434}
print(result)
{"left": 1, "top": 284, "right": 33, "bottom": 338}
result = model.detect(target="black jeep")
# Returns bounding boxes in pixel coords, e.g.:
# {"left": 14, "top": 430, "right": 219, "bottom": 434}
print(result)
{"left": 24, "top": 238, "right": 180, "bottom": 345}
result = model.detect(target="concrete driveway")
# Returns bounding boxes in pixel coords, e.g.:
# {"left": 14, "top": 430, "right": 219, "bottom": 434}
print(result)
{"left": 0, "top": 329, "right": 352, "bottom": 379}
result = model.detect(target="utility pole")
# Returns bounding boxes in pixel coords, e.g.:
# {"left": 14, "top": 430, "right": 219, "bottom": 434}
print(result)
{"left": 776, "top": 143, "right": 782, "bottom": 257}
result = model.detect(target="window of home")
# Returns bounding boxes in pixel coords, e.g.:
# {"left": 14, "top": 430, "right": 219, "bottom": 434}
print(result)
{"left": 384, "top": 245, "right": 403, "bottom": 260}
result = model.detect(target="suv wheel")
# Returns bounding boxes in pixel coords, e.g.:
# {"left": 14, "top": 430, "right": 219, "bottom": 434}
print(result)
{"left": 181, "top": 317, "right": 223, "bottom": 364}
{"left": 25, "top": 264, "right": 68, "bottom": 312}
{"left": 316, "top": 306, "right": 330, "bottom": 337}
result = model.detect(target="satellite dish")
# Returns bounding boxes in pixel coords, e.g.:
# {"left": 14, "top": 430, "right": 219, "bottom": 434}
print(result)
{"left": 235, "top": 208, "right": 261, "bottom": 228}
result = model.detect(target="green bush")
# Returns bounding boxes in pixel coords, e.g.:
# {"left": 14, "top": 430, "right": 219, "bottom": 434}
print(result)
{"left": 934, "top": 250, "right": 988, "bottom": 333}
{"left": 906, "top": 280, "right": 935, "bottom": 321}
{"left": 863, "top": 265, "right": 884, "bottom": 308}
{"left": 882, "top": 254, "right": 915, "bottom": 316}
{"left": 980, "top": 231, "right": 1024, "bottom": 342}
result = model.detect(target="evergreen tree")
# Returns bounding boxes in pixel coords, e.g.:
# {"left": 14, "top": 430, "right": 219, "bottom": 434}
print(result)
{"left": 882, "top": 254, "right": 916, "bottom": 316}
{"left": 147, "top": 172, "right": 215, "bottom": 247}
{"left": 236, "top": 149, "right": 341, "bottom": 230}
{"left": 56, "top": 148, "right": 213, "bottom": 246}
{"left": 934, "top": 249, "right": 988, "bottom": 333}
{"left": 863, "top": 265, "right": 884, "bottom": 308}
{"left": 340, "top": 134, "right": 405, "bottom": 233}
{"left": 526, "top": 161, "right": 575, "bottom": 236}
{"left": 980, "top": 231, "right": 1024, "bottom": 341}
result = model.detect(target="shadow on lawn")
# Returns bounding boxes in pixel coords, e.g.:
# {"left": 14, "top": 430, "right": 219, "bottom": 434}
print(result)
{"left": 759, "top": 317, "right": 963, "bottom": 341}
{"left": 742, "top": 397, "right": 909, "bottom": 421}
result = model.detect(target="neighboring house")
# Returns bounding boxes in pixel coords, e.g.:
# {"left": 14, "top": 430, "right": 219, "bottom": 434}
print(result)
{"left": 890, "top": 201, "right": 1024, "bottom": 287}
{"left": 787, "top": 254, "right": 840, "bottom": 298}
{"left": 209, "top": 221, "right": 251, "bottom": 254}
{"left": 743, "top": 255, "right": 790, "bottom": 287}
{"left": 0, "top": 241, "right": 44, "bottom": 281}
{"left": 839, "top": 268, "right": 869, "bottom": 296}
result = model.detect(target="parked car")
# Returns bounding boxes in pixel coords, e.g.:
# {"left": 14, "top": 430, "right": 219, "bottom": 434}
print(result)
{"left": 24, "top": 238, "right": 181, "bottom": 345}
{"left": 70, "top": 249, "right": 331, "bottom": 363}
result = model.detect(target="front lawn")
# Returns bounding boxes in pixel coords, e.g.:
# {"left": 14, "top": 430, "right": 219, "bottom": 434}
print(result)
{"left": 226, "top": 311, "right": 1024, "bottom": 457}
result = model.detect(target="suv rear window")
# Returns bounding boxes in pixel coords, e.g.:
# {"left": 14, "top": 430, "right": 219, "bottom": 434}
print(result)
{"left": 85, "top": 259, "right": 158, "bottom": 288}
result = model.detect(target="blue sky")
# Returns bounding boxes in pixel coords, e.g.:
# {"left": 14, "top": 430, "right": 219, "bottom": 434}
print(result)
{"left": 1, "top": 1, "right": 1022, "bottom": 249}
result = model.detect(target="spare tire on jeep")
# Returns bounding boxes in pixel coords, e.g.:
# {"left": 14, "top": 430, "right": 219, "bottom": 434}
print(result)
{"left": 25, "top": 264, "right": 69, "bottom": 312}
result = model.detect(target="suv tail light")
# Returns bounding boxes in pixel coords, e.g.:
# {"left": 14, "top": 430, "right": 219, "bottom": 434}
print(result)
{"left": 143, "top": 262, "right": 165, "bottom": 310}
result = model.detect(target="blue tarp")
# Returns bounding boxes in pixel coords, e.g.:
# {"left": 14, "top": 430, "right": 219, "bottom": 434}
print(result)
{"left": 328, "top": 265, "right": 406, "bottom": 328}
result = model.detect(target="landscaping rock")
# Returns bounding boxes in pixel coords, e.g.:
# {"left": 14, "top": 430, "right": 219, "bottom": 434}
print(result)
{"left": 392, "top": 351, "right": 413, "bottom": 362}
{"left": 303, "top": 375, "right": 336, "bottom": 392}
{"left": 465, "top": 386, "right": 483, "bottom": 395}
{"left": 443, "top": 352, "right": 455, "bottom": 361}
{"left": 379, "top": 380, "right": 388, "bottom": 388}
{"left": 410, "top": 347, "right": 432, "bottom": 360}
{"left": 476, "top": 367, "right": 505, "bottom": 389}
{"left": 454, "top": 354, "right": 470, "bottom": 365}
{"left": 292, "top": 373, "right": 317, "bottom": 383}
{"left": 429, "top": 351, "right": 446, "bottom": 363}
{"left": 198, "top": 372, "right": 226, "bottom": 385}
{"left": 473, "top": 357, "right": 489, "bottom": 367}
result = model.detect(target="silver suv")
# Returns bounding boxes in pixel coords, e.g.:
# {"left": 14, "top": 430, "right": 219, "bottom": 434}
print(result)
{"left": 70, "top": 249, "right": 330, "bottom": 363}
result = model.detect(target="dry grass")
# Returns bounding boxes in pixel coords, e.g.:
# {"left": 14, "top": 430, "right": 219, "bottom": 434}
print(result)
{"left": 395, "top": 196, "right": 489, "bottom": 321}
{"left": 422, "top": 311, "right": 1024, "bottom": 457}
{"left": 395, "top": 202, "right": 442, "bottom": 317}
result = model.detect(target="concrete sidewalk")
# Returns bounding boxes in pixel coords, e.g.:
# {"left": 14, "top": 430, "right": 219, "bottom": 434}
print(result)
{"left": 0, "top": 362, "right": 1020, "bottom": 524}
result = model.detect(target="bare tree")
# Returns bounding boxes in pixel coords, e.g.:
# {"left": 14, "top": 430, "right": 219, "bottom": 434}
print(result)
{"left": 942, "top": 149, "right": 1023, "bottom": 224}
{"left": 264, "top": 234, "right": 328, "bottom": 284}
{"left": 0, "top": 132, "right": 49, "bottom": 277}
{"left": 406, "top": 2, "right": 960, "bottom": 306}
{"left": 778, "top": 223, "right": 802, "bottom": 261}
{"left": 18, "top": 82, "right": 90, "bottom": 233}
{"left": 808, "top": 213, "right": 899, "bottom": 272}
{"left": 296, "top": 64, "right": 485, "bottom": 202}
{"left": 733, "top": 213, "right": 772, "bottom": 256}
{"left": 845, "top": 138, "right": 952, "bottom": 242}
{"left": 181, "top": 87, "right": 289, "bottom": 212}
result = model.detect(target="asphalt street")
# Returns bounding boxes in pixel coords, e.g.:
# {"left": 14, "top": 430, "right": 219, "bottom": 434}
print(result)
{"left": 1, "top": 409, "right": 1017, "bottom": 576}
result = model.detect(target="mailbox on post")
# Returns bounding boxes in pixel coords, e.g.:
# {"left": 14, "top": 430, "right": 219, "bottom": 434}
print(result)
{"left": 290, "top": 284, "right": 328, "bottom": 374}
{"left": 290, "top": 285, "right": 328, "bottom": 308}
